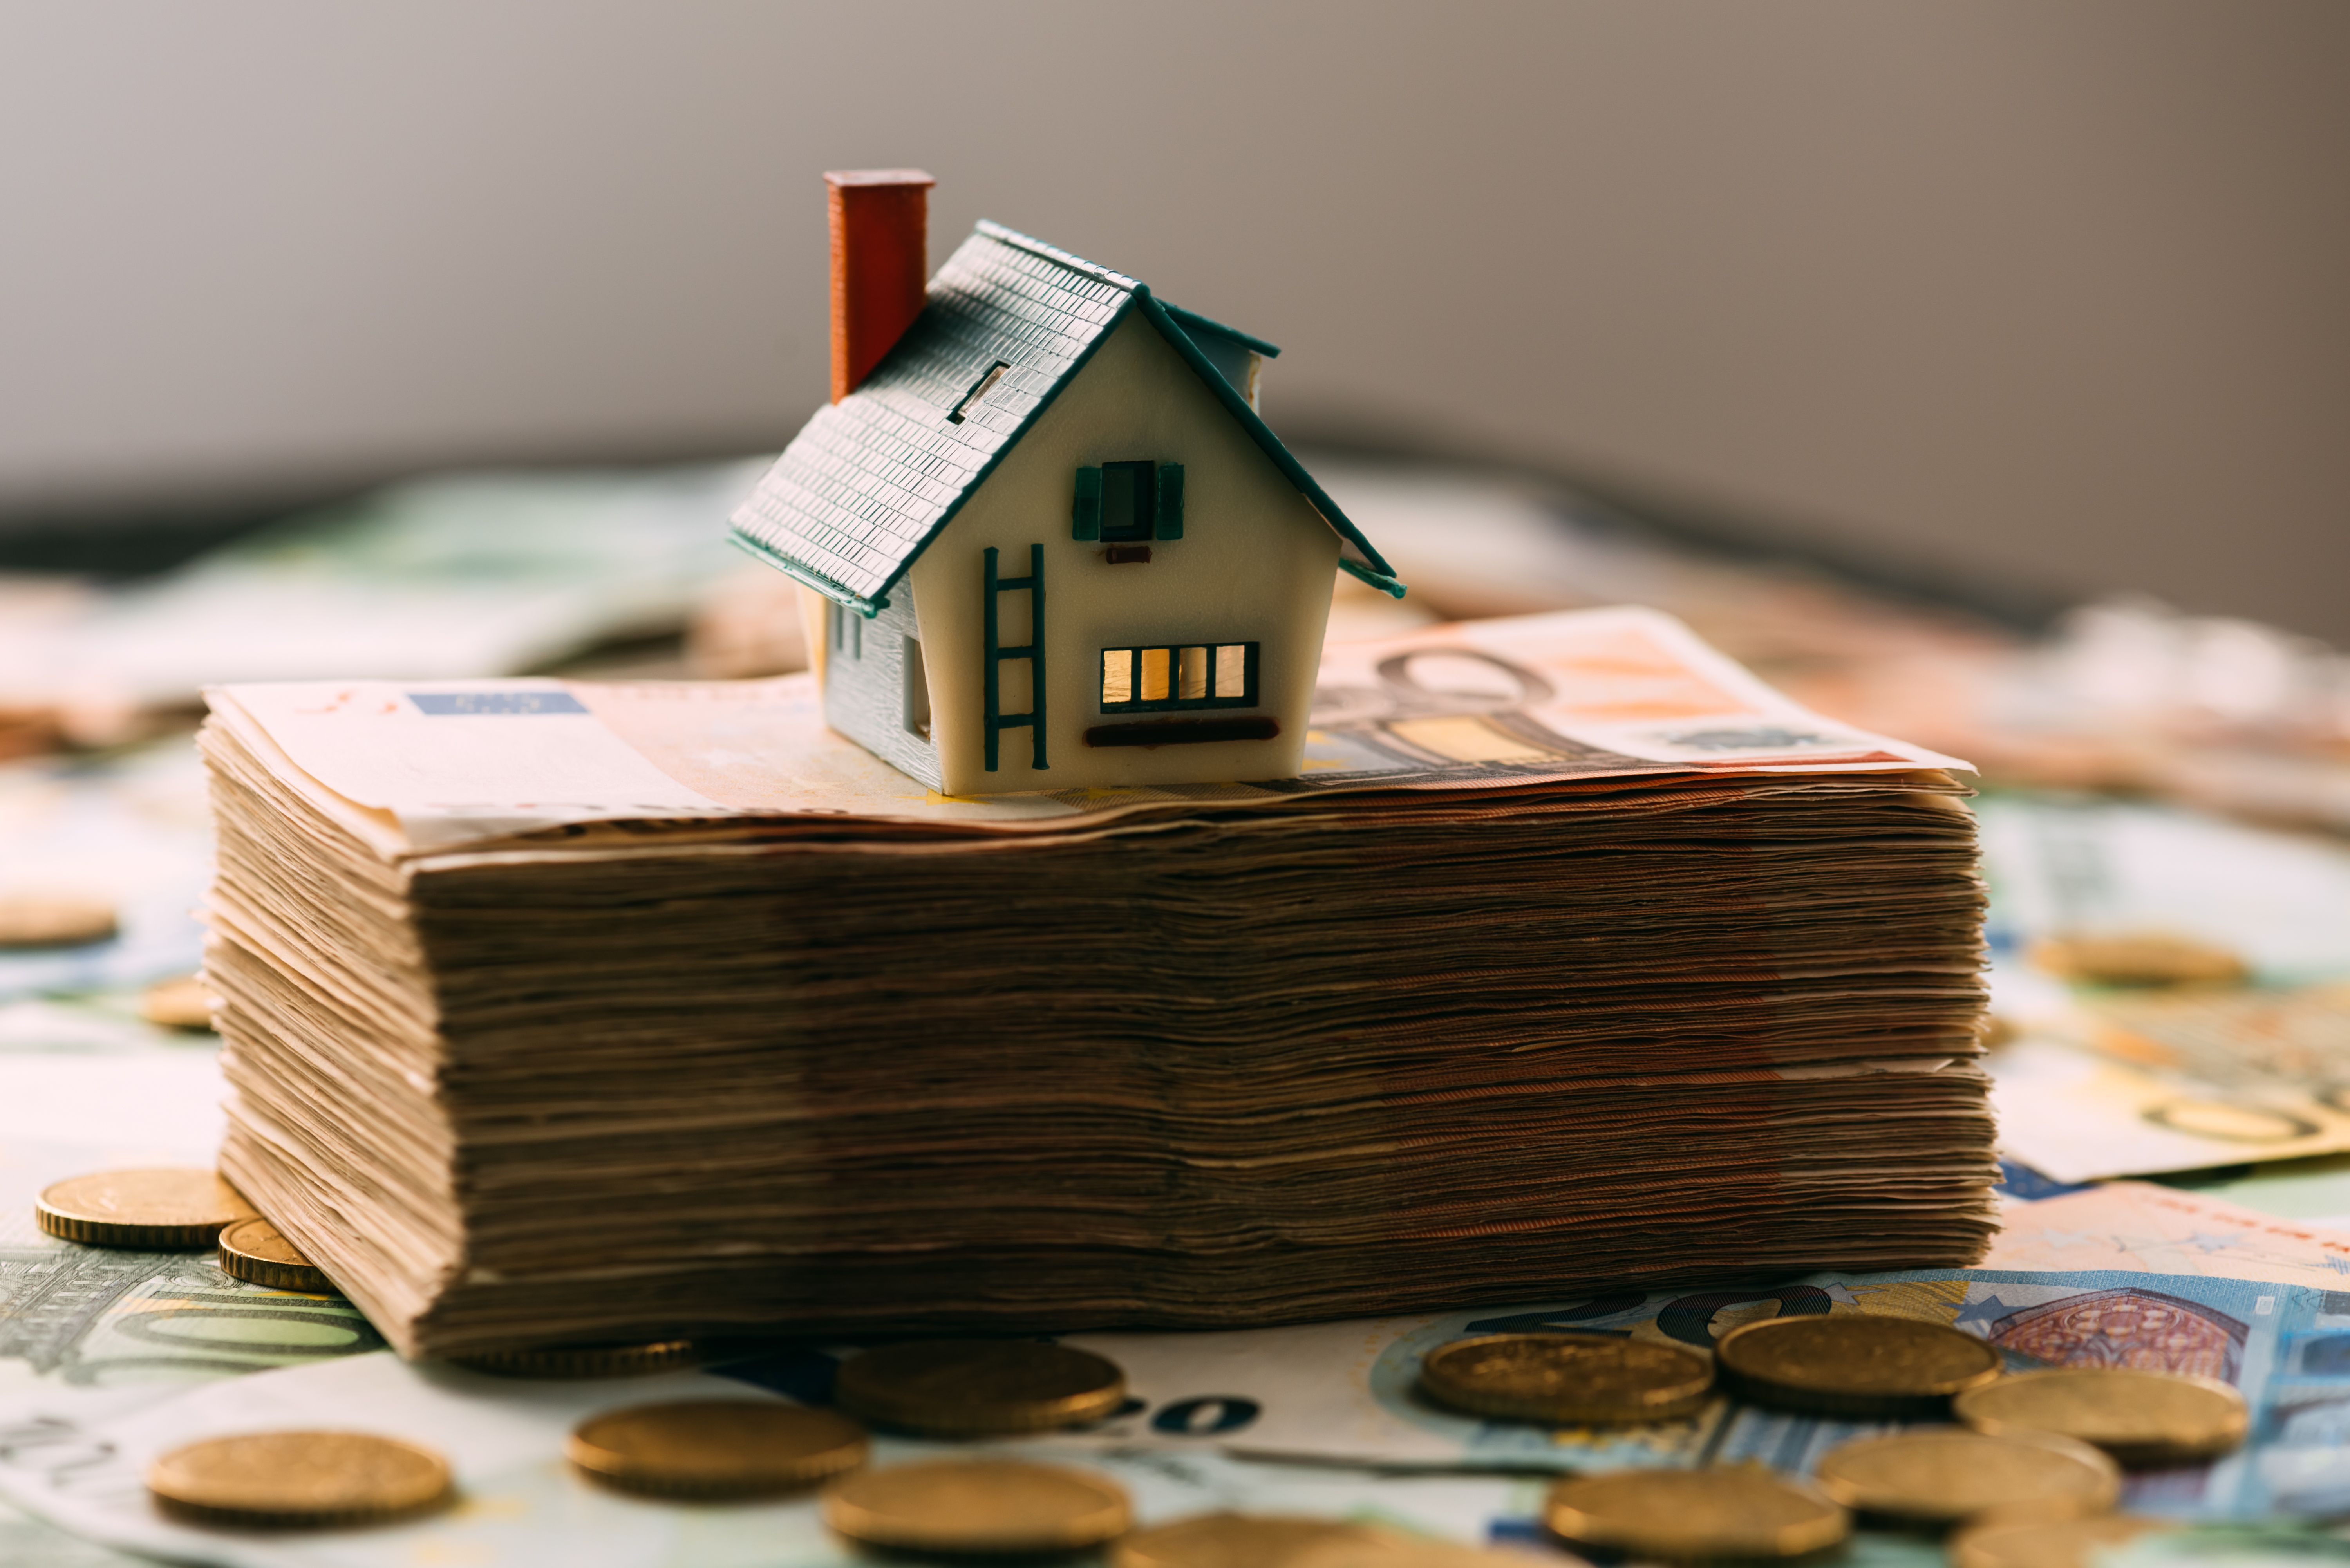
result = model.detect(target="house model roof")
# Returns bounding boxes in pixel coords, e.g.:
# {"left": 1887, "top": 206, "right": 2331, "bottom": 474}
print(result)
{"left": 730, "top": 221, "right": 1405, "bottom": 616}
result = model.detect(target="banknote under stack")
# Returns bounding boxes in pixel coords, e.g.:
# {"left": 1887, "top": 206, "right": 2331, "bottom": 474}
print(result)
{"left": 196, "top": 609, "right": 1996, "bottom": 1357}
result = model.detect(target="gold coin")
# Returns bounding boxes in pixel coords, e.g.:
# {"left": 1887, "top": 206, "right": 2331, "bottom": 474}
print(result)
{"left": 1813, "top": 1427, "right": 2120, "bottom": 1526}
{"left": 824, "top": 1458, "right": 1130, "bottom": 1554}
{"left": 1545, "top": 1467, "right": 1849, "bottom": 1563}
{"left": 141, "top": 974, "right": 215, "bottom": 1031}
{"left": 1714, "top": 1313, "right": 2003, "bottom": 1417}
{"left": 1949, "top": 1514, "right": 2168, "bottom": 1568}
{"left": 1115, "top": 1512, "right": 1387, "bottom": 1568}
{"left": 566, "top": 1399, "right": 868, "bottom": 1499}
{"left": 1418, "top": 1332, "right": 1714, "bottom": 1425}
{"left": 1287, "top": 1529, "right": 1555, "bottom": 1568}
{"left": 1955, "top": 1367, "right": 2249, "bottom": 1467}
{"left": 146, "top": 1430, "right": 452, "bottom": 1529}
{"left": 832, "top": 1338, "right": 1126, "bottom": 1435}
{"left": 451, "top": 1339, "right": 697, "bottom": 1378}
{"left": 217, "top": 1217, "right": 335, "bottom": 1293}
{"left": 36, "top": 1168, "right": 255, "bottom": 1249}
{"left": 2031, "top": 933, "right": 2247, "bottom": 987}
{"left": 0, "top": 893, "right": 117, "bottom": 949}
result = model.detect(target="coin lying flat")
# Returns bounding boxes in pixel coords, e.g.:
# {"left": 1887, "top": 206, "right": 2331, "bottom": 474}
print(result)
{"left": 1288, "top": 1528, "right": 1569, "bottom": 1568}
{"left": 36, "top": 1168, "right": 254, "bottom": 1249}
{"left": 1544, "top": 1467, "right": 1849, "bottom": 1562}
{"left": 1814, "top": 1428, "right": 2120, "bottom": 1526}
{"left": 217, "top": 1217, "right": 335, "bottom": 1293}
{"left": 832, "top": 1339, "right": 1126, "bottom": 1435}
{"left": 1949, "top": 1515, "right": 2168, "bottom": 1568}
{"left": 2031, "top": 933, "right": 2247, "bottom": 987}
{"left": 141, "top": 974, "right": 215, "bottom": 1031}
{"left": 1418, "top": 1332, "right": 1714, "bottom": 1424}
{"left": 1714, "top": 1313, "right": 2003, "bottom": 1417}
{"left": 566, "top": 1399, "right": 868, "bottom": 1498}
{"left": 1956, "top": 1367, "right": 2248, "bottom": 1467}
{"left": 452, "top": 1339, "right": 697, "bottom": 1378}
{"left": 1115, "top": 1512, "right": 1388, "bottom": 1568}
{"left": 147, "top": 1430, "right": 452, "bottom": 1529}
{"left": 824, "top": 1458, "right": 1130, "bottom": 1554}
{"left": 0, "top": 894, "right": 117, "bottom": 949}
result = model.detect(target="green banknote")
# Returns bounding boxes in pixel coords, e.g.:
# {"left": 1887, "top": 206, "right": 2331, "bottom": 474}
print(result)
{"left": 0, "top": 1045, "right": 380, "bottom": 1566}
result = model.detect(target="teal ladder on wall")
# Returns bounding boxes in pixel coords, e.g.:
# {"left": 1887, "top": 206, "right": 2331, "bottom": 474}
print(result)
{"left": 983, "top": 544, "right": 1046, "bottom": 772}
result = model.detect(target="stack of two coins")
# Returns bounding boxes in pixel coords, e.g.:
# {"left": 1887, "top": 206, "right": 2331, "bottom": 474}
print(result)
{"left": 1412, "top": 1327, "right": 1851, "bottom": 1563}
{"left": 564, "top": 1339, "right": 1137, "bottom": 1556}
{"left": 822, "top": 1340, "right": 1135, "bottom": 1556}
{"left": 36, "top": 1167, "right": 336, "bottom": 1294}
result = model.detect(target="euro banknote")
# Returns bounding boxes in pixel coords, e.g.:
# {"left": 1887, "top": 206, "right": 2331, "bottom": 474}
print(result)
{"left": 4, "top": 1260, "right": 2345, "bottom": 1568}
{"left": 1993, "top": 1027, "right": 2350, "bottom": 1183}
{"left": 2172, "top": 1154, "right": 2350, "bottom": 1236}
{"left": 1066, "top": 1266, "right": 2350, "bottom": 1520}
{"left": 0, "top": 1034, "right": 379, "bottom": 1568}
{"left": 1978, "top": 790, "right": 2350, "bottom": 1180}
{"left": 1985, "top": 1179, "right": 2350, "bottom": 1289}
{"left": 1977, "top": 793, "right": 2350, "bottom": 991}
{"left": 207, "top": 604, "right": 1969, "bottom": 855}
{"left": 0, "top": 1355, "right": 1537, "bottom": 1568}
{"left": 6, "top": 460, "right": 767, "bottom": 720}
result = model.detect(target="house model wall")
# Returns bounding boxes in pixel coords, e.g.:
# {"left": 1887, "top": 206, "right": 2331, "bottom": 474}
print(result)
{"left": 731, "top": 172, "right": 1403, "bottom": 797}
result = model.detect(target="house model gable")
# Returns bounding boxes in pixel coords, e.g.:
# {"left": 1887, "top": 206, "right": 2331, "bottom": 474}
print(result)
{"left": 730, "top": 177, "right": 1403, "bottom": 796}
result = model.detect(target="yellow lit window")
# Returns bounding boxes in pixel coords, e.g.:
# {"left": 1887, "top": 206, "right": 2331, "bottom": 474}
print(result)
{"left": 1179, "top": 645, "right": 1209, "bottom": 701}
{"left": 1098, "top": 643, "right": 1258, "bottom": 712}
{"left": 1215, "top": 646, "right": 1249, "bottom": 699}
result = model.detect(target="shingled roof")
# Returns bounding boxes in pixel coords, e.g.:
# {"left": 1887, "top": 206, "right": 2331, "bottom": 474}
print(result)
{"left": 730, "top": 221, "right": 1404, "bottom": 616}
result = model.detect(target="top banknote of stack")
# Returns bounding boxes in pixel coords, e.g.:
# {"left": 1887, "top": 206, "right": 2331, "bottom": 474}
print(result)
{"left": 196, "top": 606, "right": 1995, "bottom": 1358}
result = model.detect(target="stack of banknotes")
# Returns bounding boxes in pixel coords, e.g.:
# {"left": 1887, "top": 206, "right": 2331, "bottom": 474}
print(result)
{"left": 193, "top": 607, "right": 1995, "bottom": 1357}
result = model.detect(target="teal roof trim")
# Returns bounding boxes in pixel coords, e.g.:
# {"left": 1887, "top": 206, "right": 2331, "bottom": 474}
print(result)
{"left": 1132, "top": 293, "right": 1405, "bottom": 599}
{"left": 1159, "top": 302, "right": 1282, "bottom": 359}
{"left": 727, "top": 531, "right": 893, "bottom": 617}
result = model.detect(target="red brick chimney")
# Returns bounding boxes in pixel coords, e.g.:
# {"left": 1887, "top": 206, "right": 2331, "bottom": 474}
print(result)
{"left": 826, "top": 169, "right": 935, "bottom": 403}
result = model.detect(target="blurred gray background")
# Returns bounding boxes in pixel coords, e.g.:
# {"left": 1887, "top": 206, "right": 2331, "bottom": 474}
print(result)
{"left": 3, "top": 1, "right": 2345, "bottom": 636}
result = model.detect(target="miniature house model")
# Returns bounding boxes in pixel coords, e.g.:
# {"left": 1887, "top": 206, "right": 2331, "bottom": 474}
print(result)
{"left": 730, "top": 170, "right": 1404, "bottom": 795}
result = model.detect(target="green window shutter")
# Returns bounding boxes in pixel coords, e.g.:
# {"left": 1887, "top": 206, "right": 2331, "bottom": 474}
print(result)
{"left": 1155, "top": 463, "right": 1184, "bottom": 539}
{"left": 1072, "top": 466, "right": 1103, "bottom": 540}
